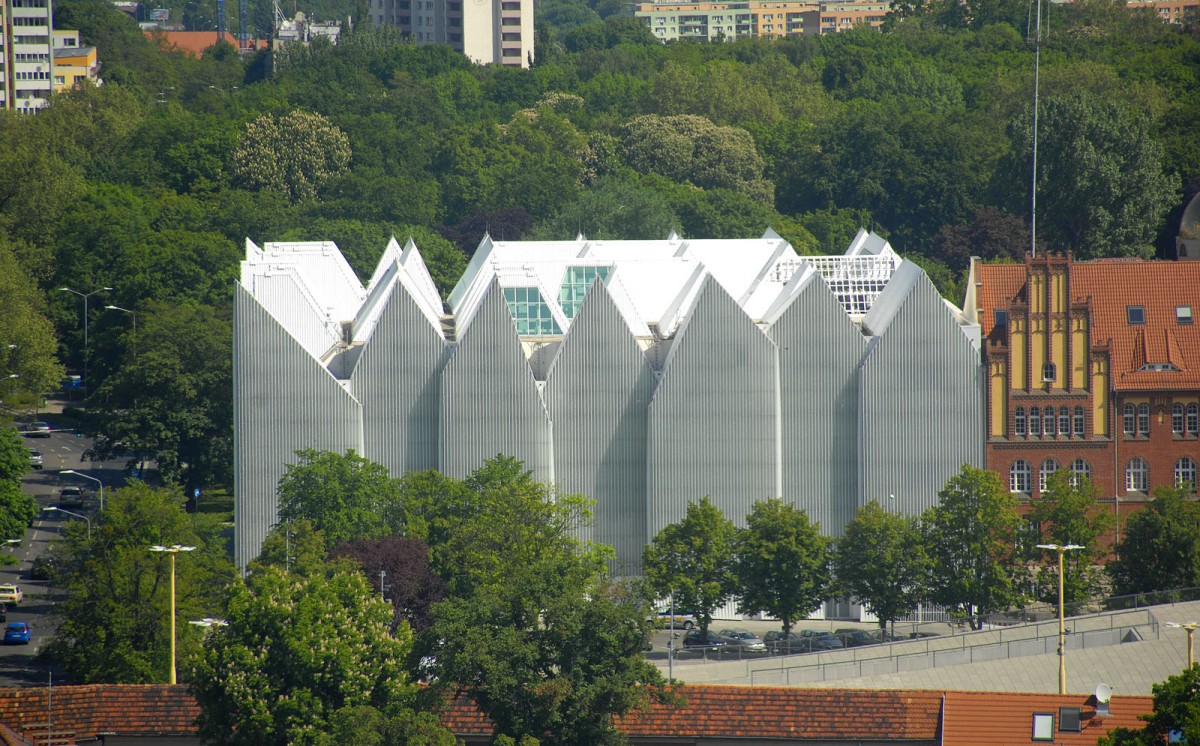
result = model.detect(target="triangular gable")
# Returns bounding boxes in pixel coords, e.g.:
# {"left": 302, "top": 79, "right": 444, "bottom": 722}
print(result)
{"left": 861, "top": 260, "right": 924, "bottom": 337}
{"left": 658, "top": 264, "right": 709, "bottom": 338}
{"left": 398, "top": 236, "right": 444, "bottom": 316}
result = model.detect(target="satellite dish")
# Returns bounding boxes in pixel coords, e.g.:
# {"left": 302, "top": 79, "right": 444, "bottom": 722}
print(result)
{"left": 1095, "top": 683, "right": 1112, "bottom": 704}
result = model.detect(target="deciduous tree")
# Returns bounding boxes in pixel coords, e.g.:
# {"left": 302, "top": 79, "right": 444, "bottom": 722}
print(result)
{"left": 834, "top": 500, "right": 928, "bottom": 632}
{"left": 1108, "top": 485, "right": 1200, "bottom": 597}
{"left": 230, "top": 109, "right": 352, "bottom": 202}
{"left": 1028, "top": 470, "right": 1113, "bottom": 606}
{"left": 276, "top": 449, "right": 402, "bottom": 547}
{"left": 1099, "top": 666, "right": 1200, "bottom": 745}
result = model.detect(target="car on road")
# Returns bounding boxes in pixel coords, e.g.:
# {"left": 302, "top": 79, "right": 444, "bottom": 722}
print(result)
{"left": 716, "top": 628, "right": 767, "bottom": 653}
{"left": 3, "top": 622, "right": 31, "bottom": 645}
{"left": 57, "top": 486, "right": 84, "bottom": 509}
{"left": 27, "top": 450, "right": 42, "bottom": 470}
{"left": 24, "top": 422, "right": 51, "bottom": 438}
{"left": 835, "top": 629, "right": 879, "bottom": 648}
{"left": 682, "top": 630, "right": 728, "bottom": 651}
{"left": 0, "top": 585, "right": 22, "bottom": 605}
{"left": 651, "top": 608, "right": 696, "bottom": 629}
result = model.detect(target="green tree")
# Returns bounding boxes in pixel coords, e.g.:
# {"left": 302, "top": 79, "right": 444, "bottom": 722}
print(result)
{"left": 1028, "top": 470, "right": 1113, "bottom": 606}
{"left": 191, "top": 562, "right": 445, "bottom": 746}
{"left": 1099, "top": 666, "right": 1200, "bottom": 746}
{"left": 924, "top": 465, "right": 1021, "bottom": 629}
{"left": 643, "top": 496, "right": 737, "bottom": 638}
{"left": 0, "top": 235, "right": 65, "bottom": 400}
{"left": 41, "top": 482, "right": 235, "bottom": 683}
{"left": 416, "top": 457, "right": 664, "bottom": 745}
{"left": 230, "top": 110, "right": 352, "bottom": 202}
{"left": 276, "top": 450, "right": 401, "bottom": 547}
{"left": 0, "top": 427, "right": 28, "bottom": 486}
{"left": 1108, "top": 485, "right": 1200, "bottom": 597}
{"left": 834, "top": 500, "right": 929, "bottom": 632}
{"left": 1001, "top": 92, "right": 1176, "bottom": 258}
{"left": 734, "top": 498, "right": 831, "bottom": 639}
{"left": 530, "top": 174, "right": 678, "bottom": 240}
{"left": 0, "top": 483, "right": 38, "bottom": 543}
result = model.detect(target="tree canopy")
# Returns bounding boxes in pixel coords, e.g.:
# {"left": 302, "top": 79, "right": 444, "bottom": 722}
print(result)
{"left": 643, "top": 496, "right": 737, "bottom": 637}
{"left": 834, "top": 500, "right": 928, "bottom": 631}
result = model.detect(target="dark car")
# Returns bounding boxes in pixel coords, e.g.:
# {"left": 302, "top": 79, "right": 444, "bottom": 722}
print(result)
{"left": 835, "top": 629, "right": 879, "bottom": 648}
{"left": 57, "top": 486, "right": 84, "bottom": 509}
{"left": 797, "top": 629, "right": 845, "bottom": 651}
{"left": 682, "top": 630, "right": 728, "bottom": 650}
{"left": 3, "top": 622, "right": 30, "bottom": 645}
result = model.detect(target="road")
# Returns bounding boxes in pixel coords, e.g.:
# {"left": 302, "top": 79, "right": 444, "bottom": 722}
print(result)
{"left": 0, "top": 415, "right": 128, "bottom": 686}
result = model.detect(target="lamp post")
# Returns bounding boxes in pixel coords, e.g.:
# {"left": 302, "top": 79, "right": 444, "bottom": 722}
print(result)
{"left": 1037, "top": 543, "right": 1084, "bottom": 694}
{"left": 42, "top": 507, "right": 91, "bottom": 540}
{"left": 1165, "top": 622, "right": 1199, "bottom": 668}
{"left": 150, "top": 544, "right": 195, "bottom": 685}
{"left": 105, "top": 305, "right": 137, "bottom": 357}
{"left": 59, "top": 470, "right": 103, "bottom": 511}
{"left": 60, "top": 286, "right": 112, "bottom": 395}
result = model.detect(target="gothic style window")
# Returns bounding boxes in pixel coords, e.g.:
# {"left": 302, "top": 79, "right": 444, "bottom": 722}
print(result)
{"left": 1073, "top": 406, "right": 1085, "bottom": 437}
{"left": 1176, "top": 458, "right": 1198, "bottom": 489}
{"left": 1069, "top": 459, "right": 1091, "bottom": 487}
{"left": 1015, "top": 407, "right": 1027, "bottom": 437}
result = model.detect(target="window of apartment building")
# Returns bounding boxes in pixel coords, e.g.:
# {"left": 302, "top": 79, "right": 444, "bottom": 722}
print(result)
{"left": 501, "top": 1, "right": 520, "bottom": 8}
{"left": 1126, "top": 458, "right": 1149, "bottom": 493}
{"left": 1123, "top": 403, "right": 1136, "bottom": 435}
{"left": 1073, "top": 406, "right": 1084, "bottom": 436}
{"left": 1177, "top": 306, "right": 1193, "bottom": 324}
{"left": 12, "top": 16, "right": 48, "bottom": 26}
{"left": 1010, "top": 460, "right": 1031, "bottom": 493}
{"left": 1058, "top": 408, "right": 1070, "bottom": 436}
{"left": 1138, "top": 403, "right": 1150, "bottom": 435}
{"left": 1127, "top": 306, "right": 1146, "bottom": 324}
{"left": 1039, "top": 460, "right": 1059, "bottom": 492}
{"left": 12, "top": 0, "right": 48, "bottom": 7}
{"left": 1189, "top": 403, "right": 1199, "bottom": 434}
{"left": 1069, "top": 459, "right": 1091, "bottom": 486}
{"left": 1030, "top": 407, "right": 1042, "bottom": 436}
{"left": 1015, "top": 407, "right": 1027, "bottom": 436}
{"left": 1176, "top": 457, "right": 1197, "bottom": 488}
{"left": 1043, "top": 407, "right": 1055, "bottom": 437}
{"left": 502, "top": 32, "right": 520, "bottom": 40}
{"left": 501, "top": 16, "right": 520, "bottom": 24}
{"left": 502, "top": 47, "right": 521, "bottom": 57}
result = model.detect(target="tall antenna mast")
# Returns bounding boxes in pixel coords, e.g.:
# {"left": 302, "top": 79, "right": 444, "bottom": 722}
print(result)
{"left": 1030, "top": 0, "right": 1042, "bottom": 258}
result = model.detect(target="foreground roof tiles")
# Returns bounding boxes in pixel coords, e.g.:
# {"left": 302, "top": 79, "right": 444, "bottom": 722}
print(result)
{"left": 941, "top": 690, "right": 1153, "bottom": 746}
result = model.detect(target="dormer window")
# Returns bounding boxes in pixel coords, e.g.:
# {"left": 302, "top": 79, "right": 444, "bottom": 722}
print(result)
{"left": 1139, "top": 363, "right": 1181, "bottom": 372}
{"left": 1127, "top": 306, "right": 1146, "bottom": 324}
{"left": 994, "top": 309, "right": 1008, "bottom": 327}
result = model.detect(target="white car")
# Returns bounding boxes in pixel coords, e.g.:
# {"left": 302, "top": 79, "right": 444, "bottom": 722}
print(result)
{"left": 0, "top": 585, "right": 24, "bottom": 605}
{"left": 28, "top": 450, "right": 43, "bottom": 470}
{"left": 651, "top": 608, "right": 696, "bottom": 629}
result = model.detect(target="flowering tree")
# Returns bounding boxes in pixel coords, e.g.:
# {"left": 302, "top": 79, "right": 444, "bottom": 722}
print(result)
{"left": 230, "top": 110, "right": 351, "bottom": 202}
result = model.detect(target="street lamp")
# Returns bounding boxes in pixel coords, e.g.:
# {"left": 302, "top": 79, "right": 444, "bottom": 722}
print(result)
{"left": 105, "top": 305, "right": 138, "bottom": 357}
{"left": 189, "top": 617, "right": 228, "bottom": 631}
{"left": 1037, "top": 543, "right": 1084, "bottom": 694}
{"left": 59, "top": 470, "right": 103, "bottom": 511}
{"left": 149, "top": 544, "right": 195, "bottom": 685}
{"left": 42, "top": 506, "right": 92, "bottom": 540}
{"left": 60, "top": 286, "right": 112, "bottom": 395}
{"left": 1165, "top": 622, "right": 1199, "bottom": 668}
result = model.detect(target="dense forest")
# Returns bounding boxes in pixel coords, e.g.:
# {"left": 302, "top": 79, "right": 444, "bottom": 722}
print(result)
{"left": 1, "top": 0, "right": 1198, "bottom": 490}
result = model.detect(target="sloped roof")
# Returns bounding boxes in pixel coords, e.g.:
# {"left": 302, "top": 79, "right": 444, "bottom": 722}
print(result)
{"left": 975, "top": 257, "right": 1200, "bottom": 390}
{"left": 144, "top": 30, "right": 268, "bottom": 57}
{"left": 940, "top": 690, "right": 1153, "bottom": 746}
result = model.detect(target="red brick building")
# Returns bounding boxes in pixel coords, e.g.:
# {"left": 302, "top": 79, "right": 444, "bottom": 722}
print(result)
{"left": 965, "top": 253, "right": 1200, "bottom": 520}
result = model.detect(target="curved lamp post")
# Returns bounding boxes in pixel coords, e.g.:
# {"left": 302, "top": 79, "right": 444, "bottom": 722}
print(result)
{"left": 42, "top": 506, "right": 91, "bottom": 540}
{"left": 60, "top": 286, "right": 112, "bottom": 394}
{"left": 150, "top": 544, "right": 195, "bottom": 684}
{"left": 1037, "top": 543, "right": 1083, "bottom": 694}
{"left": 105, "top": 305, "right": 138, "bottom": 358}
{"left": 59, "top": 470, "right": 103, "bottom": 511}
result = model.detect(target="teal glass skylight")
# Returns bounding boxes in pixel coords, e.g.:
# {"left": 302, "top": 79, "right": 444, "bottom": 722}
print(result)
{"left": 502, "top": 286, "right": 562, "bottom": 336}
{"left": 558, "top": 266, "right": 611, "bottom": 319}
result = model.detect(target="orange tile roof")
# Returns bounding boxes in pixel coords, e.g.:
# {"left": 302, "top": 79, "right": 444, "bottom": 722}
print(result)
{"left": 0, "top": 684, "right": 199, "bottom": 739}
{"left": 941, "top": 690, "right": 1153, "bottom": 746}
{"left": 976, "top": 257, "right": 1200, "bottom": 391}
{"left": 144, "top": 30, "right": 268, "bottom": 57}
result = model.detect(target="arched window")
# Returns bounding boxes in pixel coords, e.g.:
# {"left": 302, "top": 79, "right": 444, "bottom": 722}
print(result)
{"left": 1039, "top": 460, "right": 1060, "bottom": 492}
{"left": 1126, "top": 458, "right": 1149, "bottom": 493}
{"left": 1043, "top": 362, "right": 1056, "bottom": 382}
{"left": 1073, "top": 406, "right": 1085, "bottom": 437}
{"left": 1015, "top": 407, "right": 1027, "bottom": 437}
{"left": 1044, "top": 407, "right": 1055, "bottom": 437}
{"left": 1058, "top": 408, "right": 1070, "bottom": 436}
{"left": 1010, "top": 460, "right": 1031, "bottom": 493}
{"left": 1069, "top": 459, "right": 1092, "bottom": 487}
{"left": 1030, "top": 407, "right": 1042, "bottom": 437}
{"left": 1137, "top": 404, "right": 1150, "bottom": 435}
{"left": 1174, "top": 403, "right": 1186, "bottom": 434}
{"left": 1176, "top": 458, "right": 1197, "bottom": 489}
{"left": 1189, "top": 403, "right": 1199, "bottom": 435}
{"left": 1123, "top": 404, "right": 1136, "bottom": 435}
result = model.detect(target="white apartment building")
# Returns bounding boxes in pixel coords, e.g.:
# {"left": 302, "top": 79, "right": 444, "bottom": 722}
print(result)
{"left": 2, "top": 0, "right": 55, "bottom": 111}
{"left": 369, "top": 0, "right": 533, "bottom": 67}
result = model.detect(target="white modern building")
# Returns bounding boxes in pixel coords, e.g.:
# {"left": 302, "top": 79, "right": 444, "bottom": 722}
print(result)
{"left": 2, "top": 0, "right": 54, "bottom": 111}
{"left": 369, "top": 0, "right": 533, "bottom": 67}
{"left": 234, "top": 230, "right": 983, "bottom": 573}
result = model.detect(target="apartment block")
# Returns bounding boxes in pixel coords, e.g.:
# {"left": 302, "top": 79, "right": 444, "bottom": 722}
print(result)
{"left": 2, "top": 0, "right": 54, "bottom": 111}
{"left": 633, "top": 0, "right": 886, "bottom": 41}
{"left": 1126, "top": 0, "right": 1200, "bottom": 24}
{"left": 370, "top": 0, "right": 533, "bottom": 68}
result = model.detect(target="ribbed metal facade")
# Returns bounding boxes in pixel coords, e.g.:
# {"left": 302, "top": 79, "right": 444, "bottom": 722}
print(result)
{"left": 440, "top": 283, "right": 553, "bottom": 482}
{"left": 858, "top": 270, "right": 984, "bottom": 517}
{"left": 544, "top": 283, "right": 656, "bottom": 575}
{"left": 647, "top": 279, "right": 779, "bottom": 538}
{"left": 233, "top": 284, "right": 363, "bottom": 569}
{"left": 351, "top": 285, "right": 445, "bottom": 477}
{"left": 771, "top": 276, "right": 866, "bottom": 535}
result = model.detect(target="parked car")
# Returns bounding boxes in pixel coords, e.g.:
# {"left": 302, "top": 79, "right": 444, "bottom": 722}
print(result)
{"left": 682, "top": 630, "right": 728, "bottom": 650}
{"left": 57, "top": 486, "right": 84, "bottom": 509}
{"left": 651, "top": 608, "right": 696, "bottom": 630}
{"left": 24, "top": 422, "right": 51, "bottom": 438}
{"left": 716, "top": 628, "right": 767, "bottom": 653}
{"left": 797, "top": 629, "right": 845, "bottom": 651}
{"left": 834, "top": 629, "right": 879, "bottom": 648}
{"left": 0, "top": 585, "right": 22, "bottom": 605}
{"left": 909, "top": 631, "right": 941, "bottom": 640}
{"left": 3, "top": 622, "right": 31, "bottom": 645}
{"left": 27, "top": 449, "right": 43, "bottom": 469}
{"left": 868, "top": 629, "right": 905, "bottom": 643}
